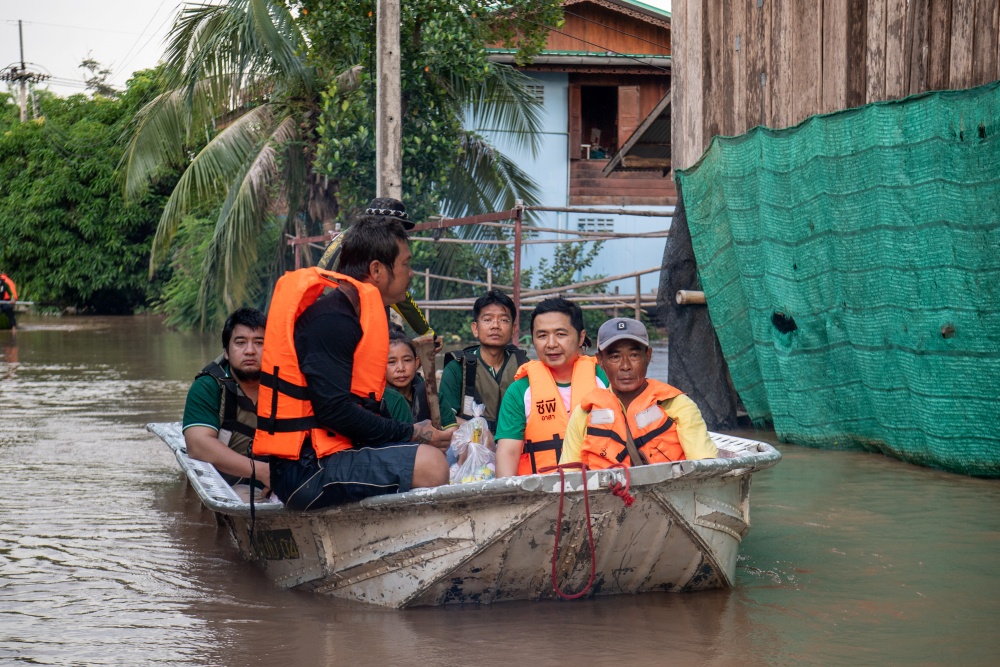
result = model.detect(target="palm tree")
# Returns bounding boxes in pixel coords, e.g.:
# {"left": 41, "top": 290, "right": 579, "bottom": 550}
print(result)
{"left": 123, "top": 0, "right": 546, "bottom": 325}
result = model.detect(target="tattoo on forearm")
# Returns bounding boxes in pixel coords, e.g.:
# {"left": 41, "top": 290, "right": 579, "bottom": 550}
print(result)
{"left": 412, "top": 424, "right": 433, "bottom": 444}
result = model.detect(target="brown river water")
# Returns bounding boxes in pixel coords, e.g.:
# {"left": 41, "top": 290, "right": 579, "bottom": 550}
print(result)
{"left": 1, "top": 315, "right": 998, "bottom": 666}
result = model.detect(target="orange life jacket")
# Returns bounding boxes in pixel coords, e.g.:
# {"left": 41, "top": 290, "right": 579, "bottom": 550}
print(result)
{"left": 579, "top": 379, "right": 685, "bottom": 469}
{"left": 254, "top": 267, "right": 388, "bottom": 460}
{"left": 0, "top": 274, "right": 16, "bottom": 302}
{"left": 513, "top": 356, "right": 598, "bottom": 475}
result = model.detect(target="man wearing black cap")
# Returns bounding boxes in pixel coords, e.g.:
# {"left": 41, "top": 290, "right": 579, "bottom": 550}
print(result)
{"left": 318, "top": 197, "right": 434, "bottom": 340}
{"left": 560, "top": 317, "right": 717, "bottom": 468}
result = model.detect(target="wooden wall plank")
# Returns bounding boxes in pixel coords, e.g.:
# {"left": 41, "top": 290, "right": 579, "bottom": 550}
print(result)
{"left": 885, "top": 0, "right": 908, "bottom": 99}
{"left": 731, "top": 0, "right": 746, "bottom": 136}
{"left": 719, "top": 1, "right": 736, "bottom": 135}
{"left": 908, "top": 0, "right": 931, "bottom": 94}
{"left": 927, "top": 0, "right": 954, "bottom": 91}
{"left": 846, "top": 0, "right": 870, "bottom": 107}
{"left": 703, "top": 0, "right": 724, "bottom": 140}
{"left": 949, "top": 0, "right": 976, "bottom": 89}
{"left": 866, "top": 0, "right": 887, "bottom": 103}
{"left": 771, "top": 0, "right": 794, "bottom": 127}
{"left": 746, "top": 0, "right": 765, "bottom": 129}
{"left": 670, "top": 0, "right": 688, "bottom": 172}
{"left": 761, "top": 0, "right": 774, "bottom": 125}
{"left": 972, "top": 0, "right": 1000, "bottom": 86}
{"left": 823, "top": 0, "right": 849, "bottom": 112}
{"left": 683, "top": 0, "right": 705, "bottom": 170}
{"left": 792, "top": 0, "right": 824, "bottom": 124}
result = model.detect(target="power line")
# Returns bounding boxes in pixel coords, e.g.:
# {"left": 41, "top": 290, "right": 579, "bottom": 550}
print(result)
{"left": 512, "top": 15, "right": 671, "bottom": 74}
{"left": 111, "top": 0, "right": 168, "bottom": 77}
{"left": 560, "top": 9, "right": 669, "bottom": 52}
{"left": 1, "top": 19, "right": 140, "bottom": 36}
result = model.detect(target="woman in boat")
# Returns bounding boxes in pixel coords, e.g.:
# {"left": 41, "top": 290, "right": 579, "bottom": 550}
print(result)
{"left": 386, "top": 325, "right": 432, "bottom": 423}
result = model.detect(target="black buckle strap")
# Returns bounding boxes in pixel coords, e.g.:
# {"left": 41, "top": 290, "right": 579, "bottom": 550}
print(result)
{"left": 260, "top": 369, "right": 312, "bottom": 401}
{"left": 633, "top": 418, "right": 674, "bottom": 448}
{"left": 256, "top": 414, "right": 321, "bottom": 433}
{"left": 524, "top": 435, "right": 563, "bottom": 474}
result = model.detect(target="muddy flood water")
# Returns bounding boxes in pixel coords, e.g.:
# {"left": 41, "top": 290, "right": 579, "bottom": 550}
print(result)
{"left": 1, "top": 315, "right": 998, "bottom": 666}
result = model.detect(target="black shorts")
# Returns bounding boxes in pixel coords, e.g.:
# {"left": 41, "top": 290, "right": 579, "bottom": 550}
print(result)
{"left": 272, "top": 438, "right": 419, "bottom": 511}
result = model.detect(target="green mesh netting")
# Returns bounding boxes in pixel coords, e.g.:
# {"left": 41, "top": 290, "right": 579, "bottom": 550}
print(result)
{"left": 676, "top": 81, "right": 1000, "bottom": 477}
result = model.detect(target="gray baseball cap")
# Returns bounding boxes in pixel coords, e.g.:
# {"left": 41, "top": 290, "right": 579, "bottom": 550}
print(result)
{"left": 597, "top": 317, "right": 649, "bottom": 351}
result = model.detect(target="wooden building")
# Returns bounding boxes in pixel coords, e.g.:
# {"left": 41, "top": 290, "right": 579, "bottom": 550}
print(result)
{"left": 489, "top": 0, "right": 676, "bottom": 206}
{"left": 662, "top": 0, "right": 1000, "bottom": 429}
{"left": 670, "top": 0, "right": 1000, "bottom": 171}
{"left": 481, "top": 0, "right": 677, "bottom": 294}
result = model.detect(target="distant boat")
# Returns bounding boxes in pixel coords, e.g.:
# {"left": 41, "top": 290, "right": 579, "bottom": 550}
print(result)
{"left": 148, "top": 422, "right": 780, "bottom": 608}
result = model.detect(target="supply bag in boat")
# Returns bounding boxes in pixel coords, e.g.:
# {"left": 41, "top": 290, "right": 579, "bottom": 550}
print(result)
{"left": 449, "top": 402, "right": 495, "bottom": 484}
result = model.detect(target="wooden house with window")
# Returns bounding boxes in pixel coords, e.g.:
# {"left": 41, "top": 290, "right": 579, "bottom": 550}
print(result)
{"left": 481, "top": 0, "right": 674, "bottom": 293}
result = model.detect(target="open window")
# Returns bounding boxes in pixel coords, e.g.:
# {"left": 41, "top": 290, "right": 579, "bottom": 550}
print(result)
{"left": 569, "top": 84, "right": 642, "bottom": 160}
{"left": 580, "top": 86, "right": 617, "bottom": 159}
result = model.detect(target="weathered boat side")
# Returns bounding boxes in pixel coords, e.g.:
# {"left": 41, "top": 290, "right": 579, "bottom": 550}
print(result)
{"left": 148, "top": 422, "right": 780, "bottom": 608}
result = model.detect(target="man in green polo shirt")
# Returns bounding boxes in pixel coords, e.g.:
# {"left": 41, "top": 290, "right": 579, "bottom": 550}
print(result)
{"left": 438, "top": 289, "right": 528, "bottom": 434}
{"left": 182, "top": 308, "right": 269, "bottom": 491}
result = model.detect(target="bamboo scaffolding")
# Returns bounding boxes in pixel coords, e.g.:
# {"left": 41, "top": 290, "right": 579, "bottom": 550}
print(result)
{"left": 408, "top": 233, "right": 668, "bottom": 245}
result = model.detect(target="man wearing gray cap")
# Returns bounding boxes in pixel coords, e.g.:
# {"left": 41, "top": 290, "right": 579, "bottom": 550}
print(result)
{"left": 560, "top": 317, "right": 717, "bottom": 468}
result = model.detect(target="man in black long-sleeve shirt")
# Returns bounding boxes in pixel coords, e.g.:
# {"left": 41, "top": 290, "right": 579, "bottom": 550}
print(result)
{"left": 265, "top": 204, "right": 451, "bottom": 510}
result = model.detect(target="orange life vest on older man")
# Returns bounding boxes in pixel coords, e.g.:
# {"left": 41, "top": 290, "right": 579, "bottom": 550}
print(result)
{"left": 514, "top": 356, "right": 598, "bottom": 475}
{"left": 254, "top": 267, "right": 388, "bottom": 460}
{"left": 579, "top": 379, "right": 685, "bottom": 469}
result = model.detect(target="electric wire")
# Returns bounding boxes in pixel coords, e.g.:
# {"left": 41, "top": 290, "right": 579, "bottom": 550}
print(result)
{"left": 508, "top": 14, "right": 671, "bottom": 73}
{"left": 111, "top": 0, "right": 169, "bottom": 77}
{"left": 1, "top": 19, "right": 140, "bottom": 36}
{"left": 560, "top": 9, "right": 669, "bottom": 52}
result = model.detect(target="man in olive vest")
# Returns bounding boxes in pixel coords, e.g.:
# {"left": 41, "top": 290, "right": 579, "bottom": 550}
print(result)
{"left": 439, "top": 289, "right": 528, "bottom": 434}
{"left": 183, "top": 308, "right": 269, "bottom": 492}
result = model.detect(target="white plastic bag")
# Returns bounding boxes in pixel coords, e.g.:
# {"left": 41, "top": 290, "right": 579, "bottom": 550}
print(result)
{"left": 449, "top": 402, "right": 496, "bottom": 484}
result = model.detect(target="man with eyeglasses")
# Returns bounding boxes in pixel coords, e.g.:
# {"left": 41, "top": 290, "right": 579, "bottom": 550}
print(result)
{"left": 439, "top": 289, "right": 529, "bottom": 433}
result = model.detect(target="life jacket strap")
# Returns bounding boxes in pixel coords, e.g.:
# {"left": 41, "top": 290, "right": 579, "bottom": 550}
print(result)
{"left": 524, "top": 435, "right": 563, "bottom": 474}
{"left": 633, "top": 418, "right": 674, "bottom": 448}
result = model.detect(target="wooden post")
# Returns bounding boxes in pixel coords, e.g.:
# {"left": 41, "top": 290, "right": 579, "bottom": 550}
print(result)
{"left": 487, "top": 267, "right": 492, "bottom": 292}
{"left": 424, "top": 268, "right": 431, "bottom": 327}
{"left": 412, "top": 334, "right": 442, "bottom": 428}
{"left": 613, "top": 285, "right": 619, "bottom": 318}
{"left": 513, "top": 203, "right": 523, "bottom": 336}
{"left": 634, "top": 274, "right": 641, "bottom": 319}
{"left": 376, "top": 0, "right": 402, "bottom": 199}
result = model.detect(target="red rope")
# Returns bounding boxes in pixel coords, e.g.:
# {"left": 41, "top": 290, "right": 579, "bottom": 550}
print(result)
{"left": 538, "top": 463, "right": 636, "bottom": 600}
{"left": 606, "top": 463, "right": 635, "bottom": 506}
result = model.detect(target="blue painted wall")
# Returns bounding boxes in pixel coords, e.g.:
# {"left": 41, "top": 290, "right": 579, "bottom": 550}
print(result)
{"left": 473, "top": 71, "right": 670, "bottom": 296}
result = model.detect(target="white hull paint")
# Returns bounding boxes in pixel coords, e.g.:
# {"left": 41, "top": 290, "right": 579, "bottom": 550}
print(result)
{"left": 149, "top": 422, "right": 780, "bottom": 608}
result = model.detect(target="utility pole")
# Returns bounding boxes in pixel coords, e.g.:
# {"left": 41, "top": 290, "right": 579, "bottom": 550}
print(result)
{"left": 0, "top": 21, "right": 50, "bottom": 122}
{"left": 375, "top": 0, "right": 402, "bottom": 199}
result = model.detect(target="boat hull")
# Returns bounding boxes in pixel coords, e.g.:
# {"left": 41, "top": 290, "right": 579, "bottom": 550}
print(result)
{"left": 149, "top": 423, "right": 779, "bottom": 608}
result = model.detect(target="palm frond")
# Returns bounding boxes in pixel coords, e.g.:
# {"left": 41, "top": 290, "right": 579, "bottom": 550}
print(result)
{"left": 164, "top": 0, "right": 310, "bottom": 105}
{"left": 456, "top": 63, "right": 544, "bottom": 158}
{"left": 440, "top": 131, "right": 542, "bottom": 227}
{"left": 149, "top": 104, "right": 280, "bottom": 272}
{"left": 210, "top": 114, "right": 298, "bottom": 308}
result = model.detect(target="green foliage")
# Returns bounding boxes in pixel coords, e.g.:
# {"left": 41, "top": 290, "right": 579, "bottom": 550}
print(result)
{"left": 533, "top": 241, "right": 607, "bottom": 340}
{"left": 125, "top": 0, "right": 560, "bottom": 328}
{"left": 154, "top": 213, "right": 279, "bottom": 330}
{"left": 0, "top": 71, "right": 176, "bottom": 312}
{"left": 407, "top": 227, "right": 526, "bottom": 342}
{"left": 302, "top": 0, "right": 560, "bottom": 223}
